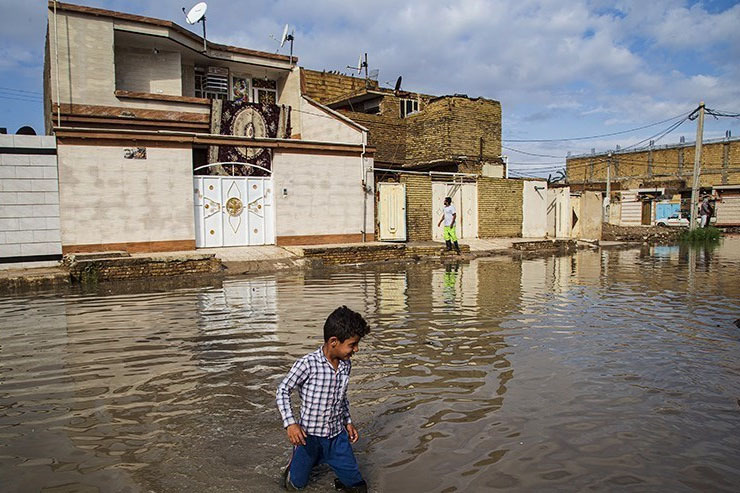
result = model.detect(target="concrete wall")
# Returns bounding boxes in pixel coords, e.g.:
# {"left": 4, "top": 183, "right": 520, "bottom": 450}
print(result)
{"left": 279, "top": 67, "right": 303, "bottom": 138}
{"left": 0, "top": 135, "right": 62, "bottom": 260}
{"left": 546, "top": 187, "right": 571, "bottom": 238}
{"left": 115, "top": 47, "right": 182, "bottom": 96}
{"left": 299, "top": 98, "right": 364, "bottom": 145}
{"left": 57, "top": 143, "right": 195, "bottom": 250}
{"left": 522, "top": 180, "right": 547, "bottom": 238}
{"left": 49, "top": 10, "right": 117, "bottom": 107}
{"left": 272, "top": 152, "right": 373, "bottom": 239}
{"left": 478, "top": 178, "right": 523, "bottom": 237}
{"left": 571, "top": 191, "right": 603, "bottom": 239}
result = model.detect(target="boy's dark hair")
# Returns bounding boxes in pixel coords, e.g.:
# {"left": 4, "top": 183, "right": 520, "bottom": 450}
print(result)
{"left": 444, "top": 196, "right": 452, "bottom": 204}
{"left": 324, "top": 306, "right": 371, "bottom": 342}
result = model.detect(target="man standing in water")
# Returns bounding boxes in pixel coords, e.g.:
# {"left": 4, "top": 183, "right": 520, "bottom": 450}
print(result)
{"left": 276, "top": 306, "right": 371, "bottom": 492}
{"left": 699, "top": 196, "right": 713, "bottom": 228}
{"left": 438, "top": 196, "right": 461, "bottom": 254}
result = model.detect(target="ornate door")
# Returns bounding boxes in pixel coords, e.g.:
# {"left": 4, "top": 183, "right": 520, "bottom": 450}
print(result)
{"left": 194, "top": 176, "right": 274, "bottom": 247}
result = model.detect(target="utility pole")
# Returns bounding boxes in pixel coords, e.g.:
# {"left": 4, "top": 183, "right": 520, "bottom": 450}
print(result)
{"left": 604, "top": 153, "right": 612, "bottom": 222}
{"left": 689, "top": 102, "right": 705, "bottom": 230}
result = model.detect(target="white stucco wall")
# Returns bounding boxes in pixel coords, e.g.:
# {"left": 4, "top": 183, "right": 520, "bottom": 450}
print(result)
{"left": 57, "top": 144, "right": 194, "bottom": 247}
{"left": 272, "top": 152, "right": 374, "bottom": 238}
{"left": 49, "top": 11, "right": 117, "bottom": 106}
{"left": 0, "top": 135, "right": 62, "bottom": 259}
{"left": 522, "top": 180, "right": 547, "bottom": 238}
{"left": 115, "top": 47, "right": 182, "bottom": 96}
{"left": 298, "top": 99, "right": 365, "bottom": 145}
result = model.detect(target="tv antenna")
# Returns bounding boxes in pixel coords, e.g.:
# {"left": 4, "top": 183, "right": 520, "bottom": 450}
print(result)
{"left": 347, "top": 53, "right": 368, "bottom": 80}
{"left": 183, "top": 2, "right": 208, "bottom": 53}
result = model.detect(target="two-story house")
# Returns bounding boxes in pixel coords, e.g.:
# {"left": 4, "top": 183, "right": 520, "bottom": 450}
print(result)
{"left": 44, "top": 1, "right": 375, "bottom": 254}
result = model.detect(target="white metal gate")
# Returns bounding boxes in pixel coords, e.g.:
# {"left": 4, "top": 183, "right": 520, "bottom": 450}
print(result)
{"left": 378, "top": 182, "right": 407, "bottom": 241}
{"left": 194, "top": 175, "right": 275, "bottom": 247}
{"left": 432, "top": 182, "right": 478, "bottom": 240}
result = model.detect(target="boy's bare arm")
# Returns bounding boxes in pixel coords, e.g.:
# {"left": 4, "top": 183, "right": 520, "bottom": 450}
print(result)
{"left": 346, "top": 423, "right": 359, "bottom": 443}
{"left": 276, "top": 359, "right": 309, "bottom": 445}
{"left": 286, "top": 423, "right": 307, "bottom": 445}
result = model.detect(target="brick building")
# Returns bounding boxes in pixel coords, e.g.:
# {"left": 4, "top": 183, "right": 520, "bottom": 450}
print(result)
{"left": 301, "top": 69, "right": 504, "bottom": 174}
{"left": 300, "top": 69, "right": 531, "bottom": 241}
{"left": 566, "top": 136, "right": 740, "bottom": 226}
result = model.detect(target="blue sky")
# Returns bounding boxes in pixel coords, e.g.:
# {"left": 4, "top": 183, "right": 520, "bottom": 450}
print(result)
{"left": 1, "top": 0, "right": 738, "bottom": 176}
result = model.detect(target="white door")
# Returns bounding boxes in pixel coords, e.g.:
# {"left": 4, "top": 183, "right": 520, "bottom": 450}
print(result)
{"left": 194, "top": 176, "right": 274, "bottom": 247}
{"left": 432, "top": 182, "right": 478, "bottom": 240}
{"left": 378, "top": 183, "right": 406, "bottom": 241}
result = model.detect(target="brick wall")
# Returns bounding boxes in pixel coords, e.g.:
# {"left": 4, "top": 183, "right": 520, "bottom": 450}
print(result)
{"left": 478, "top": 177, "right": 523, "bottom": 237}
{"left": 406, "top": 97, "right": 502, "bottom": 165}
{"left": 567, "top": 138, "right": 740, "bottom": 189}
{"left": 400, "top": 174, "right": 433, "bottom": 241}
{"left": 301, "top": 70, "right": 502, "bottom": 170}
{"left": 69, "top": 255, "right": 221, "bottom": 283}
{"left": 0, "top": 135, "right": 62, "bottom": 260}
{"left": 301, "top": 69, "right": 379, "bottom": 103}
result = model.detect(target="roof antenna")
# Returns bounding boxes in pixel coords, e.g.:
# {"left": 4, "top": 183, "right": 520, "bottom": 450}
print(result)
{"left": 183, "top": 2, "right": 208, "bottom": 53}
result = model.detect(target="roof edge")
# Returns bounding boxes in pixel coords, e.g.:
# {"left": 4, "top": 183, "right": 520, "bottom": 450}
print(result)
{"left": 49, "top": 1, "right": 295, "bottom": 63}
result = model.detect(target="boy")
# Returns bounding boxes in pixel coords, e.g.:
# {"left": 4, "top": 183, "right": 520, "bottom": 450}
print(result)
{"left": 437, "top": 196, "right": 460, "bottom": 254}
{"left": 276, "top": 306, "right": 371, "bottom": 492}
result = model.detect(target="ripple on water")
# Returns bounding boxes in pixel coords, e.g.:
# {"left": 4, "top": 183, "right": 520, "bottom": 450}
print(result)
{"left": 1, "top": 243, "right": 740, "bottom": 491}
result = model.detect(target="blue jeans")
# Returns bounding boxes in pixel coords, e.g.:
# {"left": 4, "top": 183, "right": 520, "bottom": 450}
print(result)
{"left": 287, "top": 430, "right": 365, "bottom": 489}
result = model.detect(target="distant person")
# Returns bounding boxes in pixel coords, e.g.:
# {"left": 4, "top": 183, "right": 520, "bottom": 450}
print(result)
{"left": 700, "top": 196, "right": 713, "bottom": 228}
{"left": 276, "top": 306, "right": 371, "bottom": 492}
{"left": 437, "top": 196, "right": 461, "bottom": 254}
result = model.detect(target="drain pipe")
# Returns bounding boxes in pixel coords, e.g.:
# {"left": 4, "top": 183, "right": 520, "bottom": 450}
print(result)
{"left": 361, "top": 131, "right": 367, "bottom": 242}
{"left": 53, "top": 0, "right": 61, "bottom": 129}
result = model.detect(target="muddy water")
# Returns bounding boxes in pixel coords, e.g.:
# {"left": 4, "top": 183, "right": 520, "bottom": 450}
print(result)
{"left": 1, "top": 240, "right": 740, "bottom": 492}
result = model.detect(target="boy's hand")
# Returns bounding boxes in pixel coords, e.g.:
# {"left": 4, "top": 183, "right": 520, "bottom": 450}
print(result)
{"left": 286, "top": 424, "right": 306, "bottom": 446}
{"left": 346, "top": 423, "right": 359, "bottom": 443}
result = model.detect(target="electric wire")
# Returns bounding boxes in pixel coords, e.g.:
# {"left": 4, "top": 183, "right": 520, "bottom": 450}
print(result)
{"left": 503, "top": 110, "right": 693, "bottom": 143}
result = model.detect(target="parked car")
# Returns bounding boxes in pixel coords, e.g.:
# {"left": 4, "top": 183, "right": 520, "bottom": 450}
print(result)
{"left": 656, "top": 212, "right": 690, "bottom": 227}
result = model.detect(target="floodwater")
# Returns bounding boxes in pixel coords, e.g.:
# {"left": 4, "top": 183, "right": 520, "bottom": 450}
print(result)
{"left": 2, "top": 240, "right": 740, "bottom": 493}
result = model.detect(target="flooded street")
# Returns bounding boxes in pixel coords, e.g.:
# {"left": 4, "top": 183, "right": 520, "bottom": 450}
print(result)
{"left": 2, "top": 240, "right": 740, "bottom": 492}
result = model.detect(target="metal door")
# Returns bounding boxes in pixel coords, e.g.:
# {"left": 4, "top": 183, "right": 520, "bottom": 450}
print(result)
{"left": 432, "top": 182, "right": 478, "bottom": 240}
{"left": 194, "top": 176, "right": 274, "bottom": 247}
{"left": 378, "top": 183, "right": 407, "bottom": 241}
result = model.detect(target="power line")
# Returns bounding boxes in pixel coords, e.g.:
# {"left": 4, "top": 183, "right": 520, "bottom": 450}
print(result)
{"left": 503, "top": 110, "right": 693, "bottom": 143}
{"left": 0, "top": 86, "right": 43, "bottom": 96}
{"left": 502, "top": 145, "right": 564, "bottom": 159}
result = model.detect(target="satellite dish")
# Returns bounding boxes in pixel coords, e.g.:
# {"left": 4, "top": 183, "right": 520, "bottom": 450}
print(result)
{"left": 185, "top": 2, "right": 207, "bottom": 24}
{"left": 356, "top": 56, "right": 363, "bottom": 74}
{"left": 394, "top": 75, "right": 402, "bottom": 93}
{"left": 280, "top": 24, "right": 290, "bottom": 47}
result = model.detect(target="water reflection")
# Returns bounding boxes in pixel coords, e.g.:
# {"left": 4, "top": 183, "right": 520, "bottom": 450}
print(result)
{"left": 0, "top": 238, "right": 739, "bottom": 492}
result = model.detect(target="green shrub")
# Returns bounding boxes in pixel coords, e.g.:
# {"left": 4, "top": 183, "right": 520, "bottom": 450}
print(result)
{"left": 679, "top": 226, "right": 721, "bottom": 242}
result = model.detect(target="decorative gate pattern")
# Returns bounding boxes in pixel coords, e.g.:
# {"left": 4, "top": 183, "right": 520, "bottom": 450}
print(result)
{"left": 194, "top": 176, "right": 274, "bottom": 247}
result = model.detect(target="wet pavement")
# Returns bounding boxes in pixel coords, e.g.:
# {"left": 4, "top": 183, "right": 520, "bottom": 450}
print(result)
{"left": 1, "top": 239, "right": 739, "bottom": 492}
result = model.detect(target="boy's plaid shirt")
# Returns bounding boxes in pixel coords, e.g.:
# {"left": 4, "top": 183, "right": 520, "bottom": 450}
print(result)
{"left": 276, "top": 347, "right": 352, "bottom": 438}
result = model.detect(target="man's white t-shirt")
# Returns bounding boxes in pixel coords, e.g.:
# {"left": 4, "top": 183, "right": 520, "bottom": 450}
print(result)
{"left": 443, "top": 204, "right": 456, "bottom": 227}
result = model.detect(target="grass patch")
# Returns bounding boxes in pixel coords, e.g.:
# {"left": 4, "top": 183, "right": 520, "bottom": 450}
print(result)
{"left": 679, "top": 226, "right": 722, "bottom": 242}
